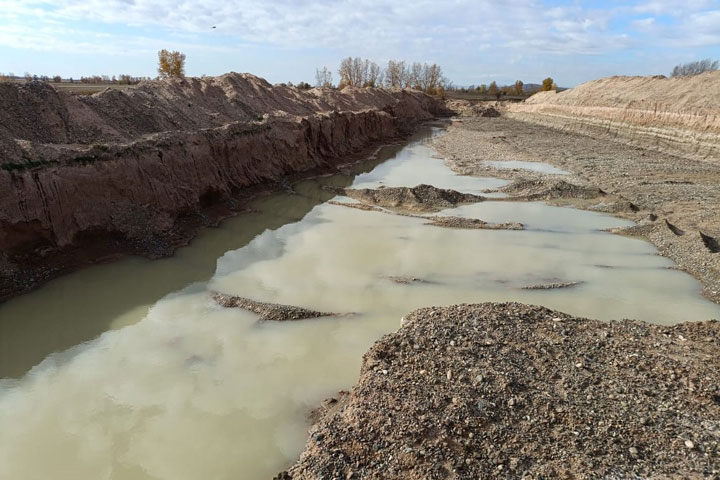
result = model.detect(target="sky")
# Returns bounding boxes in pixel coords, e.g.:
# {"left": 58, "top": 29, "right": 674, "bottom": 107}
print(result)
{"left": 0, "top": 0, "right": 719, "bottom": 87}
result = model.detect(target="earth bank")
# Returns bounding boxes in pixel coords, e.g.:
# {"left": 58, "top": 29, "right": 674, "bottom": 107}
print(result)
{"left": 0, "top": 74, "right": 447, "bottom": 301}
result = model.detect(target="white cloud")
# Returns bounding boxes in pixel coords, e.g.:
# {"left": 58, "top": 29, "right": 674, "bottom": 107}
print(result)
{"left": 0, "top": 0, "right": 718, "bottom": 84}
{"left": 0, "top": 0, "right": 655, "bottom": 57}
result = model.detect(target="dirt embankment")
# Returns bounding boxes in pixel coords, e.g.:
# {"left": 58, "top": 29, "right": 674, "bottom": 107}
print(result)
{"left": 0, "top": 74, "right": 447, "bottom": 300}
{"left": 504, "top": 71, "right": 720, "bottom": 162}
{"left": 281, "top": 303, "right": 720, "bottom": 479}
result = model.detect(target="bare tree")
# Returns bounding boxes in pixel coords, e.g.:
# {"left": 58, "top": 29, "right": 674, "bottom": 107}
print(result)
{"left": 315, "top": 67, "right": 333, "bottom": 87}
{"left": 365, "top": 61, "right": 383, "bottom": 87}
{"left": 385, "top": 60, "right": 408, "bottom": 88}
{"left": 338, "top": 57, "right": 382, "bottom": 87}
{"left": 671, "top": 59, "right": 719, "bottom": 77}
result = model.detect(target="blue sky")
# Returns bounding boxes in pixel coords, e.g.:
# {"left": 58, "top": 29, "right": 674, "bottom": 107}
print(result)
{"left": 1, "top": 0, "right": 719, "bottom": 87}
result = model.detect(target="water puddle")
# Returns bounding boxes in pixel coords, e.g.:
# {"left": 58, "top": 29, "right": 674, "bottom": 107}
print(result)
{"left": 483, "top": 160, "right": 569, "bottom": 175}
{"left": 1, "top": 126, "right": 718, "bottom": 480}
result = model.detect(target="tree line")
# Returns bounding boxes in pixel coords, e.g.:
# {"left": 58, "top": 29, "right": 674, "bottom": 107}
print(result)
{"left": 314, "top": 57, "right": 450, "bottom": 95}
{"left": 0, "top": 72, "right": 150, "bottom": 84}
{"left": 450, "top": 77, "right": 557, "bottom": 99}
{"left": 671, "top": 58, "right": 718, "bottom": 77}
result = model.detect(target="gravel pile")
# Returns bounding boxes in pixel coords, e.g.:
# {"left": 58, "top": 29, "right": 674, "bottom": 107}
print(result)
{"left": 342, "top": 184, "right": 485, "bottom": 212}
{"left": 498, "top": 178, "right": 606, "bottom": 201}
{"left": 211, "top": 292, "right": 338, "bottom": 321}
{"left": 522, "top": 281, "right": 584, "bottom": 290}
{"left": 280, "top": 303, "right": 720, "bottom": 480}
{"left": 424, "top": 216, "right": 524, "bottom": 230}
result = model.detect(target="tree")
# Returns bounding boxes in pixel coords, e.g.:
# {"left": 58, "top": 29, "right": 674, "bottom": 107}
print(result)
{"left": 514, "top": 80, "right": 524, "bottom": 96}
{"left": 157, "top": 49, "right": 186, "bottom": 79}
{"left": 385, "top": 60, "right": 408, "bottom": 88}
{"left": 671, "top": 59, "right": 718, "bottom": 77}
{"left": 315, "top": 67, "right": 333, "bottom": 88}
{"left": 338, "top": 57, "right": 383, "bottom": 88}
{"left": 488, "top": 81, "right": 499, "bottom": 96}
{"left": 541, "top": 77, "right": 555, "bottom": 91}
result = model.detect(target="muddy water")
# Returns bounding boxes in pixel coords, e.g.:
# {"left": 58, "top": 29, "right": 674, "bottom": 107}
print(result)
{"left": 1, "top": 126, "right": 719, "bottom": 480}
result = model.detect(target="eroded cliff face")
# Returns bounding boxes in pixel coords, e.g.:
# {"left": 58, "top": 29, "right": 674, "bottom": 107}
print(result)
{"left": 0, "top": 74, "right": 447, "bottom": 299}
{"left": 504, "top": 71, "right": 720, "bottom": 161}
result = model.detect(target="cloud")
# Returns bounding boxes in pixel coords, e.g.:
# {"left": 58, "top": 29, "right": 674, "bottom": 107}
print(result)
{"left": 0, "top": 0, "right": 661, "bottom": 57}
{"left": 1, "top": 0, "right": 718, "bottom": 84}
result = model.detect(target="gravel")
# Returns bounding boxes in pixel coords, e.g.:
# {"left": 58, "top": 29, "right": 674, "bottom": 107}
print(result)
{"left": 424, "top": 216, "right": 524, "bottom": 230}
{"left": 211, "top": 292, "right": 339, "bottom": 321}
{"left": 280, "top": 303, "right": 720, "bottom": 479}
{"left": 432, "top": 116, "right": 720, "bottom": 303}
{"left": 342, "top": 184, "right": 485, "bottom": 212}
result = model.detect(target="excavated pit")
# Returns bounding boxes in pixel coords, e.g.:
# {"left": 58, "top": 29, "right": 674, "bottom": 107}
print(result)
{"left": 0, "top": 74, "right": 448, "bottom": 300}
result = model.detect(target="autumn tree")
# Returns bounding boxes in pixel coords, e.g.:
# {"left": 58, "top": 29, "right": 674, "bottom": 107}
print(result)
{"left": 541, "top": 77, "right": 555, "bottom": 91}
{"left": 338, "top": 57, "right": 384, "bottom": 88}
{"left": 488, "top": 81, "right": 499, "bottom": 96}
{"left": 514, "top": 80, "right": 524, "bottom": 96}
{"left": 157, "top": 49, "right": 186, "bottom": 79}
{"left": 315, "top": 67, "right": 333, "bottom": 87}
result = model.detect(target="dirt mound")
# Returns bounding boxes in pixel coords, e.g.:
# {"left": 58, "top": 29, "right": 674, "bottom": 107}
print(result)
{"left": 424, "top": 216, "right": 524, "bottom": 230}
{"left": 446, "top": 100, "right": 501, "bottom": 118}
{"left": 282, "top": 303, "right": 720, "bottom": 479}
{"left": 500, "top": 178, "right": 605, "bottom": 200}
{"left": 0, "top": 73, "right": 449, "bottom": 160}
{"left": 343, "top": 185, "right": 485, "bottom": 212}
{"left": 505, "top": 72, "right": 720, "bottom": 161}
{"left": 211, "top": 292, "right": 338, "bottom": 321}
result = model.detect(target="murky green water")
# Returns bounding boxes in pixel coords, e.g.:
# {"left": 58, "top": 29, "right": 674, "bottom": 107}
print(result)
{"left": 1, "top": 126, "right": 718, "bottom": 480}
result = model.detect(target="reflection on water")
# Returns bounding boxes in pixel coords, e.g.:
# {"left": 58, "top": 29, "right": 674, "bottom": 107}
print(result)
{"left": 0, "top": 126, "right": 718, "bottom": 480}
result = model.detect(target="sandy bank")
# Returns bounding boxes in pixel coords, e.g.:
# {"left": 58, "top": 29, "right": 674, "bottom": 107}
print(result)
{"left": 505, "top": 71, "right": 720, "bottom": 162}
